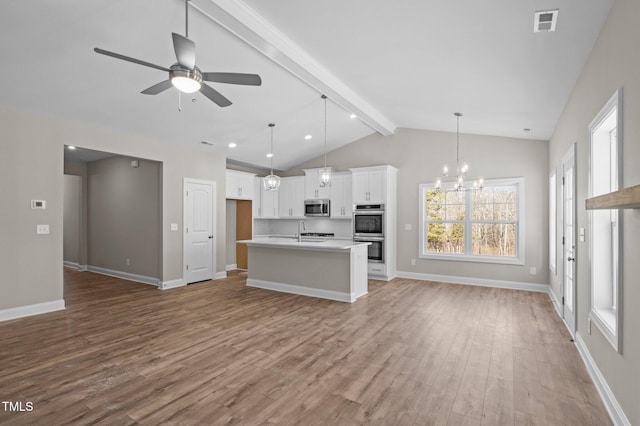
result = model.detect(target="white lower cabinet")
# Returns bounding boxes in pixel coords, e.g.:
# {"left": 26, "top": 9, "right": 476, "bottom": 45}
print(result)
{"left": 368, "top": 263, "right": 386, "bottom": 276}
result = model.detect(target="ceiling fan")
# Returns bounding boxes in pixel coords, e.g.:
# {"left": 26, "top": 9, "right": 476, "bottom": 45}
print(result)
{"left": 93, "top": 0, "right": 261, "bottom": 107}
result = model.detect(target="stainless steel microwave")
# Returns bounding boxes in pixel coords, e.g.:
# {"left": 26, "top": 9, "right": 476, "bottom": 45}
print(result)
{"left": 304, "top": 199, "right": 330, "bottom": 217}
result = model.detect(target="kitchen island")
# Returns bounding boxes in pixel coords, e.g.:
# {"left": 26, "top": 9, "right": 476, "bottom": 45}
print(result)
{"left": 237, "top": 237, "right": 370, "bottom": 302}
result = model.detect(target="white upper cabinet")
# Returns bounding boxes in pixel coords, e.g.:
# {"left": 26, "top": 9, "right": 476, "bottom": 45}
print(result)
{"left": 351, "top": 168, "right": 386, "bottom": 204}
{"left": 226, "top": 170, "right": 255, "bottom": 200}
{"left": 279, "top": 176, "right": 305, "bottom": 218}
{"left": 303, "top": 168, "right": 333, "bottom": 200}
{"left": 253, "top": 177, "right": 262, "bottom": 218}
{"left": 330, "top": 173, "right": 352, "bottom": 219}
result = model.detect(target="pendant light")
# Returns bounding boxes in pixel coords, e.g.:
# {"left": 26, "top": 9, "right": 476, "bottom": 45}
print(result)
{"left": 263, "top": 123, "right": 280, "bottom": 191}
{"left": 435, "top": 112, "right": 483, "bottom": 192}
{"left": 318, "top": 94, "right": 332, "bottom": 187}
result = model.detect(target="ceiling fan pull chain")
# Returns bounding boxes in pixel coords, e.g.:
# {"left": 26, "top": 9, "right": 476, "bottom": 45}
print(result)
{"left": 178, "top": 91, "right": 182, "bottom": 112}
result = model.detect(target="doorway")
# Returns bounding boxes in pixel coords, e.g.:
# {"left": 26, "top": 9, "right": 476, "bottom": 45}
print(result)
{"left": 562, "top": 143, "right": 577, "bottom": 335}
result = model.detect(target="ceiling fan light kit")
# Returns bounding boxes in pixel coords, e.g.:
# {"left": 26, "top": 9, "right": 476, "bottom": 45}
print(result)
{"left": 170, "top": 66, "right": 203, "bottom": 93}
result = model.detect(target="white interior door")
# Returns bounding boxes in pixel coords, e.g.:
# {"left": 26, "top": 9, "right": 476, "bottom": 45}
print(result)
{"left": 562, "top": 145, "right": 577, "bottom": 335}
{"left": 184, "top": 179, "right": 216, "bottom": 284}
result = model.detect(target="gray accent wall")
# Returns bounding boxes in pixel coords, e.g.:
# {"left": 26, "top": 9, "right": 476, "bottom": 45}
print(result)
{"left": 87, "top": 156, "right": 160, "bottom": 279}
{"left": 548, "top": 0, "right": 639, "bottom": 422}
{"left": 0, "top": 106, "right": 226, "bottom": 311}
{"left": 288, "top": 127, "right": 549, "bottom": 285}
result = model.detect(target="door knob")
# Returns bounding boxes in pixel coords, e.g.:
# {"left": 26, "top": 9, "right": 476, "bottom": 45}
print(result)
{"left": 208, "top": 235, "right": 213, "bottom": 239}
{"left": 567, "top": 257, "right": 575, "bottom": 262}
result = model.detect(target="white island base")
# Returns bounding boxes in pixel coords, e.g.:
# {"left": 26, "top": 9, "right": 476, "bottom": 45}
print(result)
{"left": 240, "top": 239, "right": 369, "bottom": 303}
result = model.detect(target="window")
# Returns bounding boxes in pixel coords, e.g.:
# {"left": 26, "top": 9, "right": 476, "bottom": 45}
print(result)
{"left": 549, "top": 169, "right": 557, "bottom": 273}
{"left": 419, "top": 177, "right": 524, "bottom": 264}
{"left": 588, "top": 89, "right": 622, "bottom": 351}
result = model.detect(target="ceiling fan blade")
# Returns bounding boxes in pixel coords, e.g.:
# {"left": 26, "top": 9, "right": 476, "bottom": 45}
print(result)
{"left": 172, "top": 33, "right": 196, "bottom": 69}
{"left": 141, "top": 80, "right": 173, "bottom": 95}
{"left": 202, "top": 72, "right": 262, "bottom": 86}
{"left": 199, "top": 83, "right": 232, "bottom": 107}
{"left": 94, "top": 47, "right": 170, "bottom": 72}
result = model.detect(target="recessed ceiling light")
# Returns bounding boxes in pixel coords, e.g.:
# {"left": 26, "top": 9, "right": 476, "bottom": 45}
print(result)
{"left": 304, "top": 134, "right": 312, "bottom": 140}
{"left": 201, "top": 140, "right": 214, "bottom": 146}
{"left": 349, "top": 113, "right": 357, "bottom": 119}
{"left": 67, "top": 145, "right": 76, "bottom": 150}
{"left": 266, "top": 153, "right": 273, "bottom": 158}
{"left": 228, "top": 142, "right": 237, "bottom": 148}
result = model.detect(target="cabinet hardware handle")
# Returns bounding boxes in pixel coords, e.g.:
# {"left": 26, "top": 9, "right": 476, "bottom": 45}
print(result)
{"left": 567, "top": 257, "right": 575, "bottom": 262}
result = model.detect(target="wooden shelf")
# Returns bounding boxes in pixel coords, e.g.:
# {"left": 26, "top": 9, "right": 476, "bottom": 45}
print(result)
{"left": 585, "top": 184, "right": 640, "bottom": 210}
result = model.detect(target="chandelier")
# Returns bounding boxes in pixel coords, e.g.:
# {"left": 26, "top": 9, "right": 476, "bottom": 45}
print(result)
{"left": 263, "top": 123, "right": 280, "bottom": 191}
{"left": 435, "top": 112, "right": 483, "bottom": 192}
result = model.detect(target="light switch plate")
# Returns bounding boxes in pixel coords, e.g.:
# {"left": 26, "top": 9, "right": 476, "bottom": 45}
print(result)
{"left": 405, "top": 224, "right": 412, "bottom": 231}
{"left": 171, "top": 223, "right": 178, "bottom": 231}
{"left": 31, "top": 200, "right": 46, "bottom": 209}
{"left": 36, "top": 224, "right": 50, "bottom": 235}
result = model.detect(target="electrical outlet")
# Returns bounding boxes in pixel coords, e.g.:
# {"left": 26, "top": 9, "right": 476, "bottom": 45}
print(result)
{"left": 126, "top": 258, "right": 130, "bottom": 266}
{"left": 36, "top": 224, "right": 50, "bottom": 235}
{"left": 410, "top": 259, "right": 416, "bottom": 266}
{"left": 529, "top": 267, "right": 537, "bottom": 275}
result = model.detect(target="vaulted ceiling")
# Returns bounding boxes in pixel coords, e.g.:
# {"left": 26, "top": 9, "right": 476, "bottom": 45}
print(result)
{"left": 0, "top": 0, "right": 612, "bottom": 170}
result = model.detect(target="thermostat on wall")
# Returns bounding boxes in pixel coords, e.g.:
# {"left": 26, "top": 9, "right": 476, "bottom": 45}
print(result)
{"left": 31, "top": 200, "right": 46, "bottom": 209}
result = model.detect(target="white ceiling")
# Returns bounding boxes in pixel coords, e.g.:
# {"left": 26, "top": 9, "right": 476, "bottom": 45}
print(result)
{"left": 0, "top": 0, "right": 612, "bottom": 170}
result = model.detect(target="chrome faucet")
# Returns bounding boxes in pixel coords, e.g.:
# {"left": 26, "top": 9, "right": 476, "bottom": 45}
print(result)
{"left": 298, "top": 220, "right": 306, "bottom": 242}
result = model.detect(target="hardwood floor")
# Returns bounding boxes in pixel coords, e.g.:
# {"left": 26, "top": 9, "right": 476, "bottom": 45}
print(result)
{"left": 0, "top": 269, "right": 611, "bottom": 425}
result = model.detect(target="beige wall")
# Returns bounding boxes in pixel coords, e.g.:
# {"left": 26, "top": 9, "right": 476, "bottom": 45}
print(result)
{"left": 548, "top": 0, "right": 640, "bottom": 423}
{"left": 87, "top": 156, "right": 160, "bottom": 279}
{"left": 288, "top": 127, "right": 549, "bottom": 285}
{"left": 0, "top": 106, "right": 227, "bottom": 311}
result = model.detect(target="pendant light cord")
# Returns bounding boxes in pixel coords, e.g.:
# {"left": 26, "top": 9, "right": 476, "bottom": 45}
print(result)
{"left": 322, "top": 95, "right": 328, "bottom": 169}
{"left": 269, "top": 123, "right": 275, "bottom": 174}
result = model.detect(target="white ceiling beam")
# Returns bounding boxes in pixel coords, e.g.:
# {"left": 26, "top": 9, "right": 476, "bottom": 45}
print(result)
{"left": 190, "top": 0, "right": 396, "bottom": 136}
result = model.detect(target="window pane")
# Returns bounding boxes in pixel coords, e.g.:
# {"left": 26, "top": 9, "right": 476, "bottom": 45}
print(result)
{"left": 472, "top": 201, "right": 493, "bottom": 220}
{"left": 494, "top": 203, "right": 516, "bottom": 220}
{"left": 445, "top": 204, "right": 465, "bottom": 220}
{"left": 427, "top": 222, "right": 465, "bottom": 254}
{"left": 472, "top": 223, "right": 516, "bottom": 256}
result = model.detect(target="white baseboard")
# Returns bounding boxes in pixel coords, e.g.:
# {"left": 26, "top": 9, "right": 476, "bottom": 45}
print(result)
{"left": 547, "top": 286, "right": 563, "bottom": 317}
{"left": 575, "top": 333, "right": 630, "bottom": 426}
{"left": 396, "top": 271, "right": 549, "bottom": 293}
{"left": 159, "top": 278, "right": 186, "bottom": 290}
{"left": 214, "top": 271, "right": 227, "bottom": 280}
{"left": 63, "top": 262, "right": 88, "bottom": 272}
{"left": 63, "top": 261, "right": 80, "bottom": 269}
{"left": 247, "top": 278, "right": 356, "bottom": 303}
{"left": 87, "top": 266, "right": 159, "bottom": 286}
{"left": 225, "top": 263, "right": 237, "bottom": 271}
{"left": 0, "top": 299, "right": 66, "bottom": 322}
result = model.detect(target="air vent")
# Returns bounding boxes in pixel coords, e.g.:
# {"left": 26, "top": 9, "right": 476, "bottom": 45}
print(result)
{"left": 534, "top": 9, "right": 559, "bottom": 33}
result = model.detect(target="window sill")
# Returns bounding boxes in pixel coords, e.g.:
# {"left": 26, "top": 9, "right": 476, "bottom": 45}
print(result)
{"left": 419, "top": 253, "right": 524, "bottom": 266}
{"left": 589, "top": 308, "right": 619, "bottom": 352}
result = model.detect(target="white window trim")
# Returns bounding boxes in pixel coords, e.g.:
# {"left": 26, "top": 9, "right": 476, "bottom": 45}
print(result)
{"left": 588, "top": 88, "right": 622, "bottom": 353}
{"left": 419, "top": 177, "right": 525, "bottom": 265}
{"left": 549, "top": 169, "right": 557, "bottom": 274}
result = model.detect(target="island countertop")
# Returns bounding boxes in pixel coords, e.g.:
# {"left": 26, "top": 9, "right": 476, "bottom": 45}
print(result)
{"left": 237, "top": 237, "right": 370, "bottom": 252}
